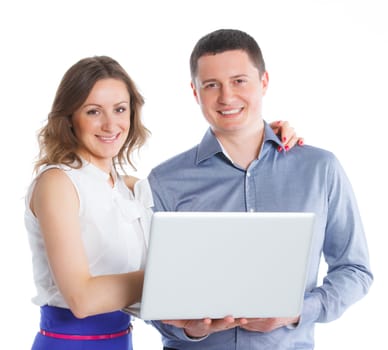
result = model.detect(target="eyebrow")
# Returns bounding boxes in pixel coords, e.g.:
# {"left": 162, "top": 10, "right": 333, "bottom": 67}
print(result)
{"left": 200, "top": 74, "right": 249, "bottom": 85}
{"left": 82, "top": 101, "right": 130, "bottom": 108}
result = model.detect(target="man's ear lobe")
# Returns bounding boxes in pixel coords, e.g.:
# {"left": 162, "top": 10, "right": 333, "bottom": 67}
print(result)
{"left": 261, "top": 71, "right": 269, "bottom": 94}
{"left": 191, "top": 81, "right": 199, "bottom": 101}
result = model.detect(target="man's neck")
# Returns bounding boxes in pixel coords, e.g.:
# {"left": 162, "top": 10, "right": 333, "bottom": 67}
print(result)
{"left": 215, "top": 127, "right": 265, "bottom": 170}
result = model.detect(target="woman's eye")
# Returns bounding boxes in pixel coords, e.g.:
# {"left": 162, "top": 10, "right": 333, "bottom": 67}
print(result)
{"left": 116, "top": 106, "right": 126, "bottom": 113}
{"left": 86, "top": 109, "right": 99, "bottom": 116}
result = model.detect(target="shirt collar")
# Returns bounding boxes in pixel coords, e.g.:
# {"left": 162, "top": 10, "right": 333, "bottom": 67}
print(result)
{"left": 81, "top": 158, "right": 117, "bottom": 184}
{"left": 196, "top": 121, "right": 284, "bottom": 165}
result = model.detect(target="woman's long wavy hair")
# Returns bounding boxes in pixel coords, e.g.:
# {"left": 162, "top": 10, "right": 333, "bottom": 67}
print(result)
{"left": 34, "top": 56, "right": 149, "bottom": 173}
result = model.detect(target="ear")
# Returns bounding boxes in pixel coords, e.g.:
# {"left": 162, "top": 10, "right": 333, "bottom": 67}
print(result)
{"left": 261, "top": 71, "right": 269, "bottom": 95}
{"left": 191, "top": 81, "right": 200, "bottom": 104}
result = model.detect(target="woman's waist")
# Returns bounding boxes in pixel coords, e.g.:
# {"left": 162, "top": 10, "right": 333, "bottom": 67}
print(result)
{"left": 40, "top": 305, "right": 131, "bottom": 335}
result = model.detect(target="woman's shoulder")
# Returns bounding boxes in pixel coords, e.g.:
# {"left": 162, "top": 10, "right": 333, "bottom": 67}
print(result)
{"left": 35, "top": 165, "right": 70, "bottom": 184}
{"left": 29, "top": 166, "right": 77, "bottom": 216}
{"left": 122, "top": 175, "right": 140, "bottom": 192}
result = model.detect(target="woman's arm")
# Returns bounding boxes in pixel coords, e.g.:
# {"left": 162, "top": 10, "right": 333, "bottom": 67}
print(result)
{"left": 31, "top": 168, "right": 143, "bottom": 318}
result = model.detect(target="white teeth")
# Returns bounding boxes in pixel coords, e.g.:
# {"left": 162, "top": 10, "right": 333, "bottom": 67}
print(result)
{"left": 99, "top": 135, "right": 118, "bottom": 141}
{"left": 221, "top": 108, "right": 241, "bottom": 115}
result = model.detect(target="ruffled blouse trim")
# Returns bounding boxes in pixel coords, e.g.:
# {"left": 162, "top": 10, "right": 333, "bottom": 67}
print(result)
{"left": 133, "top": 178, "right": 154, "bottom": 209}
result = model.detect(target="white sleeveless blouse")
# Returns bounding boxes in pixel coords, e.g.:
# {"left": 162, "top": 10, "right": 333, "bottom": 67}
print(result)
{"left": 24, "top": 162, "right": 153, "bottom": 308}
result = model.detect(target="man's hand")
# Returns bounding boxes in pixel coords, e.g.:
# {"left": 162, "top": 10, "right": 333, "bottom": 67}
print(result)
{"left": 162, "top": 315, "right": 299, "bottom": 337}
{"left": 162, "top": 316, "right": 248, "bottom": 338}
{"left": 240, "top": 316, "right": 300, "bottom": 333}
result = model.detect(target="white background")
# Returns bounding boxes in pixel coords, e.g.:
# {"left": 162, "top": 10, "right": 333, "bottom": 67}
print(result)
{"left": 0, "top": 0, "right": 387, "bottom": 348}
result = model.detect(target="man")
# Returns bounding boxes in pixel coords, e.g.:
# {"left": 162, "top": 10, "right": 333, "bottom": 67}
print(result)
{"left": 147, "top": 29, "right": 373, "bottom": 350}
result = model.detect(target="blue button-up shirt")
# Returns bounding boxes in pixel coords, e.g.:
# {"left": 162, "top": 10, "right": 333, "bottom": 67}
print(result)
{"left": 147, "top": 122, "right": 373, "bottom": 350}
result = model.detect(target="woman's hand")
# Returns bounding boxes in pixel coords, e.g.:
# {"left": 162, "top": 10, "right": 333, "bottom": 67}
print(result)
{"left": 270, "top": 120, "right": 304, "bottom": 152}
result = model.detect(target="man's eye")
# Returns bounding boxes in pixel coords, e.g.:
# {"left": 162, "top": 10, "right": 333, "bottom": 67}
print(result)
{"left": 235, "top": 79, "right": 247, "bottom": 85}
{"left": 204, "top": 82, "right": 218, "bottom": 89}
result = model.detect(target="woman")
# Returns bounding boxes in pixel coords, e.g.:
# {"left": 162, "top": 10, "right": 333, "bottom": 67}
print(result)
{"left": 25, "top": 56, "right": 152, "bottom": 349}
{"left": 25, "top": 55, "right": 301, "bottom": 350}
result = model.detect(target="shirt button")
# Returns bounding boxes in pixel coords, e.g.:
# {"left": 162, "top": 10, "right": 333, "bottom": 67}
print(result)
{"left": 247, "top": 172, "right": 251, "bottom": 177}
{"left": 249, "top": 208, "right": 255, "bottom": 212}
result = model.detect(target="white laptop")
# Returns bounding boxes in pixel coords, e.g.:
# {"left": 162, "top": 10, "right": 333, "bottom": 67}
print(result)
{"left": 123, "top": 211, "right": 315, "bottom": 320}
